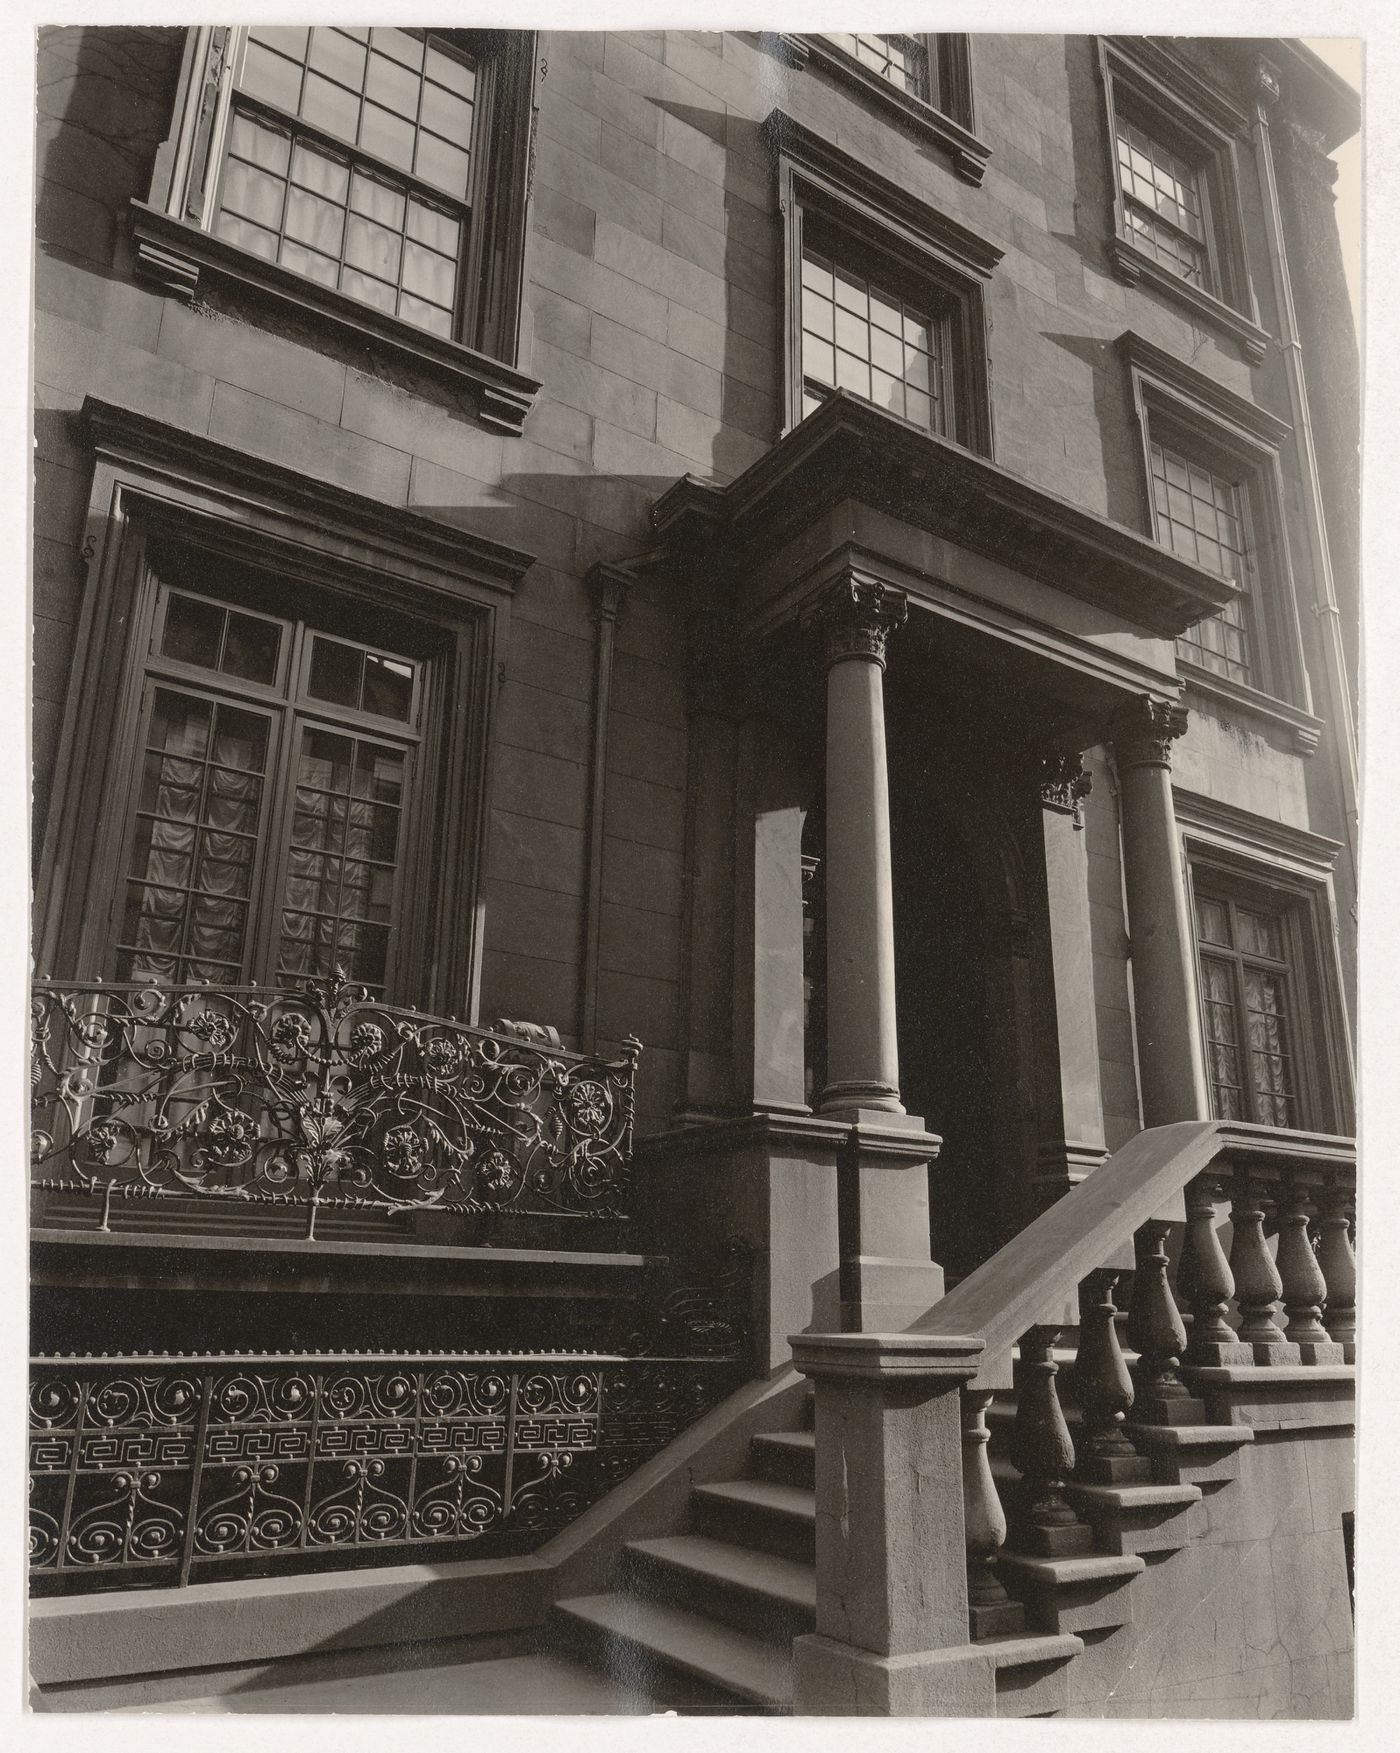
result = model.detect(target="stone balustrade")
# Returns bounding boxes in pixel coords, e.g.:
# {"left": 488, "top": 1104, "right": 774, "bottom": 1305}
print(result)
{"left": 790, "top": 1120, "right": 1355, "bottom": 1713}
{"left": 960, "top": 1147, "right": 1356, "bottom": 1605}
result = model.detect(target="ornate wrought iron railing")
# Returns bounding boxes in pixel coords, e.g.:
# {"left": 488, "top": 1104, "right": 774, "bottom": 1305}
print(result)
{"left": 29, "top": 1342, "right": 747, "bottom": 1595}
{"left": 30, "top": 976, "right": 641, "bottom": 1230}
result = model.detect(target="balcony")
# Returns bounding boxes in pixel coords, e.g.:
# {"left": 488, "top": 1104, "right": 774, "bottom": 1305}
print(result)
{"left": 30, "top": 973, "right": 641, "bottom": 1244}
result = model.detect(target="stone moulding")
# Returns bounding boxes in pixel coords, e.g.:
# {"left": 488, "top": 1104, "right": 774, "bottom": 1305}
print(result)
{"left": 650, "top": 393, "right": 1242, "bottom": 640}
{"left": 772, "top": 34, "right": 992, "bottom": 186}
{"left": 129, "top": 202, "right": 543, "bottom": 436}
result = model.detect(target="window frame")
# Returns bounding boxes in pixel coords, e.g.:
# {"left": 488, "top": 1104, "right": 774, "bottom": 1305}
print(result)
{"left": 36, "top": 397, "right": 534, "bottom": 1023}
{"left": 132, "top": 25, "right": 541, "bottom": 433}
{"left": 1120, "top": 330, "right": 1320, "bottom": 740}
{"left": 1178, "top": 792, "right": 1353, "bottom": 1137}
{"left": 1097, "top": 38, "right": 1270, "bottom": 366}
{"left": 779, "top": 31, "right": 988, "bottom": 185}
{"left": 111, "top": 569, "right": 433, "bottom": 997}
{"left": 764, "top": 111, "right": 999, "bottom": 456}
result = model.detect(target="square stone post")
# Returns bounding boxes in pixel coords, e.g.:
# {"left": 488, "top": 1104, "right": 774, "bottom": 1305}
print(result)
{"left": 1032, "top": 751, "right": 1108, "bottom": 1203}
{"left": 790, "top": 1330, "right": 998, "bottom": 1715}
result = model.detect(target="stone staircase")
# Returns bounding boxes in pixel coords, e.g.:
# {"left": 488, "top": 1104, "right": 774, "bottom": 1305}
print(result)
{"left": 551, "top": 1384, "right": 1125, "bottom": 1714}
{"left": 551, "top": 1350, "right": 1258, "bottom": 1716}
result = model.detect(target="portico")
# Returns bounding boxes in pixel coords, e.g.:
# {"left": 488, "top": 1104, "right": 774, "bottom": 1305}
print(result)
{"left": 642, "top": 391, "right": 1236, "bottom": 1334}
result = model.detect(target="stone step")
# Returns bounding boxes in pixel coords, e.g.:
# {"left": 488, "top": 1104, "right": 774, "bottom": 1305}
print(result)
{"left": 749, "top": 1429, "right": 816, "bottom": 1488}
{"left": 623, "top": 1533, "right": 815, "bottom": 1641}
{"left": 1063, "top": 1480, "right": 1205, "bottom": 1556}
{"left": 997, "top": 1550, "right": 1145, "bottom": 1635}
{"left": 1124, "top": 1420, "right": 1255, "bottom": 1488}
{"left": 978, "top": 1631, "right": 1084, "bottom": 1719}
{"left": 553, "top": 1592, "right": 792, "bottom": 1714}
{"left": 691, "top": 1478, "right": 816, "bottom": 1563}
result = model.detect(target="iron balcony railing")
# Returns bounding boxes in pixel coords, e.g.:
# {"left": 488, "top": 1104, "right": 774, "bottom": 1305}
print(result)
{"left": 30, "top": 975, "right": 641, "bottom": 1233}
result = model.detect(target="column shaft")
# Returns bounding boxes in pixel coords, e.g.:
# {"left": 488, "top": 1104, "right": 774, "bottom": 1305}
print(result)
{"left": 1113, "top": 700, "right": 1209, "bottom": 1125}
{"left": 820, "top": 582, "right": 906, "bottom": 1116}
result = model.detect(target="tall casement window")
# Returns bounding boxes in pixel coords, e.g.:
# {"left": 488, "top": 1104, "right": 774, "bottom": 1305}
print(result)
{"left": 1194, "top": 886, "right": 1299, "bottom": 1126}
{"left": 115, "top": 573, "right": 424, "bottom": 996}
{"left": 1149, "top": 437, "right": 1256, "bottom": 683}
{"left": 215, "top": 27, "right": 479, "bottom": 340}
{"left": 800, "top": 221, "right": 953, "bottom": 436}
{"left": 132, "top": 26, "right": 540, "bottom": 429}
{"left": 767, "top": 113, "right": 1000, "bottom": 454}
{"left": 37, "top": 402, "right": 529, "bottom": 1014}
{"left": 1097, "top": 40, "right": 1266, "bottom": 364}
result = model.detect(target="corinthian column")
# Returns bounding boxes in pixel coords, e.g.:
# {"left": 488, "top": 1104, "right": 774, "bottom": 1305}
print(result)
{"left": 817, "top": 576, "right": 907, "bottom": 1117}
{"left": 1112, "top": 698, "right": 1210, "bottom": 1125}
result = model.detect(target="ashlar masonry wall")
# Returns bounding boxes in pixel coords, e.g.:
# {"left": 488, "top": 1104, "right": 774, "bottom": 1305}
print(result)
{"left": 33, "top": 29, "right": 1352, "bottom": 1139}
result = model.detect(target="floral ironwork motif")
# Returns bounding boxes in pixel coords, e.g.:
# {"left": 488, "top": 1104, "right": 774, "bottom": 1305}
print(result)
{"left": 30, "top": 975, "right": 641, "bottom": 1225}
{"left": 28, "top": 1346, "right": 747, "bottom": 1595}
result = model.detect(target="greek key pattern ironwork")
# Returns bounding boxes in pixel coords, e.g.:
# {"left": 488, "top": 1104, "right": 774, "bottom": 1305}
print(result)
{"left": 29, "top": 1349, "right": 744, "bottom": 1593}
{"left": 31, "top": 974, "right": 640, "bottom": 1226}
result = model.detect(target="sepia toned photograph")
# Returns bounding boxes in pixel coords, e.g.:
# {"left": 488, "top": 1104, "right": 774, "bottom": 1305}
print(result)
{"left": 24, "top": 9, "right": 1363, "bottom": 1722}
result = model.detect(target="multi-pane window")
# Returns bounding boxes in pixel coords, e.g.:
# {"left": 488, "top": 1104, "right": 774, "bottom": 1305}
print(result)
{"left": 114, "top": 578, "right": 423, "bottom": 998}
{"left": 1194, "top": 889, "right": 1299, "bottom": 1128}
{"left": 214, "top": 26, "right": 477, "bottom": 339}
{"left": 1115, "top": 117, "right": 1209, "bottom": 289}
{"left": 824, "top": 32, "right": 931, "bottom": 100}
{"left": 1149, "top": 437, "right": 1255, "bottom": 684}
{"left": 801, "top": 244, "right": 949, "bottom": 435}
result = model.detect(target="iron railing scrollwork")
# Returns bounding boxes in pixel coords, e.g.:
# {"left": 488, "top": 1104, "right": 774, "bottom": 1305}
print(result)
{"left": 29, "top": 1344, "right": 748, "bottom": 1595}
{"left": 30, "top": 975, "right": 641, "bottom": 1230}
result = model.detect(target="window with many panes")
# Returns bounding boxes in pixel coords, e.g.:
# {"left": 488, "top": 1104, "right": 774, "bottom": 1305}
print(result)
{"left": 1115, "top": 115, "right": 1210, "bottom": 289}
{"left": 825, "top": 32, "right": 932, "bottom": 100}
{"left": 800, "top": 220, "right": 952, "bottom": 436}
{"left": 1193, "top": 886, "right": 1300, "bottom": 1127}
{"left": 214, "top": 26, "right": 477, "bottom": 340}
{"left": 1148, "top": 435, "right": 1257, "bottom": 684}
{"left": 113, "top": 568, "right": 426, "bottom": 998}
{"left": 814, "top": 30, "right": 976, "bottom": 134}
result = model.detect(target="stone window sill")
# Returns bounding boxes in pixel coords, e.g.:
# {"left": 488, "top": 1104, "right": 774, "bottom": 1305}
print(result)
{"left": 128, "top": 201, "right": 542, "bottom": 436}
{"left": 1109, "top": 237, "right": 1272, "bottom": 366}
{"left": 1179, "top": 658, "right": 1324, "bottom": 755}
{"left": 779, "top": 33, "right": 991, "bottom": 185}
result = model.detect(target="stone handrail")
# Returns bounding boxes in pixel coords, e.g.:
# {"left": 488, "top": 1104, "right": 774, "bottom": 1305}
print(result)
{"left": 911, "top": 1119, "right": 1221, "bottom": 1385}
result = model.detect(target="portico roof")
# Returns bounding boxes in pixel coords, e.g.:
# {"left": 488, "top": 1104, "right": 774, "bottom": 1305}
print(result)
{"left": 649, "top": 392, "right": 1241, "bottom": 642}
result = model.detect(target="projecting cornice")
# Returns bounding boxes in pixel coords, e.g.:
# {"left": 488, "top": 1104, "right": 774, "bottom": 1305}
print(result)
{"left": 650, "top": 392, "right": 1241, "bottom": 639}
{"left": 1117, "top": 331, "right": 1293, "bottom": 448}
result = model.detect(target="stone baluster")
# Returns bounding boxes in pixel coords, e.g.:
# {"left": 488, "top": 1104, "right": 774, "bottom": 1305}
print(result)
{"left": 1228, "top": 1177, "right": 1300, "bottom": 1364}
{"left": 1008, "top": 1326, "right": 1093, "bottom": 1556}
{"left": 1181, "top": 1175, "right": 1253, "bottom": 1366}
{"left": 1127, "top": 1221, "right": 1205, "bottom": 1423}
{"left": 1072, "top": 1270, "right": 1151, "bottom": 1482}
{"left": 960, "top": 1389, "right": 1021, "bottom": 1636}
{"left": 1315, "top": 1185, "right": 1356, "bottom": 1362}
{"left": 1277, "top": 1182, "right": 1344, "bottom": 1364}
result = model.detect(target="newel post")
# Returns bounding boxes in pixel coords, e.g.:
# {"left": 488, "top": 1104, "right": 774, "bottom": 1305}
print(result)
{"left": 790, "top": 1331, "right": 994, "bottom": 1716}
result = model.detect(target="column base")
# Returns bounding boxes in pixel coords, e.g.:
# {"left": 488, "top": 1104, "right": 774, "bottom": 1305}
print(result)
{"left": 793, "top": 1632, "right": 999, "bottom": 1717}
